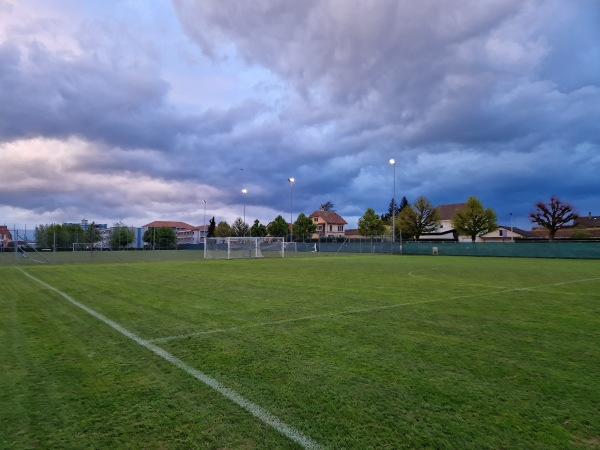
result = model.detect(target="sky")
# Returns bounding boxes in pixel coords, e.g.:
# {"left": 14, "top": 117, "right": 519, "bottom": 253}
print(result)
{"left": 1, "top": 0, "right": 599, "bottom": 231}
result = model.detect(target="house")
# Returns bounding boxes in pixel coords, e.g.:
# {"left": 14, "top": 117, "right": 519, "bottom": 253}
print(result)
{"left": 479, "top": 226, "right": 535, "bottom": 242}
{"left": 575, "top": 212, "right": 600, "bottom": 229}
{"left": 141, "top": 221, "right": 195, "bottom": 245}
{"left": 0, "top": 225, "right": 12, "bottom": 248}
{"left": 418, "top": 203, "right": 465, "bottom": 240}
{"left": 525, "top": 212, "right": 600, "bottom": 239}
{"left": 309, "top": 208, "right": 347, "bottom": 238}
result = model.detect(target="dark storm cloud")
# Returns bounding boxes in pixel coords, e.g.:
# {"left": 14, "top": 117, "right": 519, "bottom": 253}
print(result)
{"left": 173, "top": 0, "right": 600, "bottom": 223}
{"left": 1, "top": 0, "right": 599, "bottom": 229}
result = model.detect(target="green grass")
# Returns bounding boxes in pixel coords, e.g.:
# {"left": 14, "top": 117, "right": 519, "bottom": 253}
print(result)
{"left": 1, "top": 255, "right": 599, "bottom": 449}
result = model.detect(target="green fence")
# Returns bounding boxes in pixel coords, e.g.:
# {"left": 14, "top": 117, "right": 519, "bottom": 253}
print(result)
{"left": 2, "top": 241, "right": 599, "bottom": 266}
{"left": 404, "top": 241, "right": 600, "bottom": 258}
{"left": 319, "top": 240, "right": 600, "bottom": 259}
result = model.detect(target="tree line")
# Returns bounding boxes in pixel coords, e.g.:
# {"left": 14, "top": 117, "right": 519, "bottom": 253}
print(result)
{"left": 30, "top": 196, "right": 579, "bottom": 250}
{"left": 358, "top": 195, "right": 578, "bottom": 242}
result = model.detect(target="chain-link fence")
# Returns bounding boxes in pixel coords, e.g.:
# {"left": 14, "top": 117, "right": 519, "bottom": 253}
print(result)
{"left": 1, "top": 223, "right": 599, "bottom": 266}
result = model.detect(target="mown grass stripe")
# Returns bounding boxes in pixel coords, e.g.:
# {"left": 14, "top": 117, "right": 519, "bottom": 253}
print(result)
{"left": 18, "top": 268, "right": 322, "bottom": 450}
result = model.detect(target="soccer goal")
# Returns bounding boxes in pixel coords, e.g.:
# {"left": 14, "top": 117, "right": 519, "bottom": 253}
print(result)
{"left": 204, "top": 237, "right": 285, "bottom": 259}
{"left": 73, "top": 243, "right": 93, "bottom": 251}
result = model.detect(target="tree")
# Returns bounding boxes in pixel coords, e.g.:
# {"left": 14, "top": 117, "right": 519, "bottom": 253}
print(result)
{"left": 143, "top": 226, "right": 176, "bottom": 249}
{"left": 110, "top": 222, "right": 135, "bottom": 250}
{"left": 398, "top": 196, "right": 409, "bottom": 212}
{"left": 143, "top": 227, "right": 177, "bottom": 249}
{"left": 381, "top": 198, "right": 399, "bottom": 224}
{"left": 250, "top": 220, "right": 267, "bottom": 237}
{"left": 214, "top": 221, "right": 232, "bottom": 237}
{"left": 267, "top": 215, "right": 289, "bottom": 237}
{"left": 293, "top": 213, "right": 317, "bottom": 241}
{"left": 320, "top": 201, "right": 335, "bottom": 211}
{"left": 231, "top": 217, "right": 250, "bottom": 237}
{"left": 382, "top": 196, "right": 409, "bottom": 241}
{"left": 397, "top": 196, "right": 440, "bottom": 240}
{"left": 207, "top": 217, "right": 216, "bottom": 238}
{"left": 529, "top": 196, "right": 578, "bottom": 241}
{"left": 358, "top": 208, "right": 385, "bottom": 240}
{"left": 85, "top": 222, "right": 102, "bottom": 245}
{"left": 452, "top": 196, "right": 498, "bottom": 242}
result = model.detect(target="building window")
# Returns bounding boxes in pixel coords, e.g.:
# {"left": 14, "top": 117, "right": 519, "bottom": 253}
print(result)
{"left": 338, "top": 225, "right": 343, "bottom": 232}
{"left": 329, "top": 225, "right": 333, "bottom": 231}
{"left": 313, "top": 218, "right": 318, "bottom": 223}
{"left": 317, "top": 225, "right": 323, "bottom": 231}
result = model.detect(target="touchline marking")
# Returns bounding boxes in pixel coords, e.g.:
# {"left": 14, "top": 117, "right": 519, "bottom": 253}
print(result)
{"left": 150, "top": 276, "right": 600, "bottom": 343}
{"left": 18, "top": 269, "right": 321, "bottom": 450}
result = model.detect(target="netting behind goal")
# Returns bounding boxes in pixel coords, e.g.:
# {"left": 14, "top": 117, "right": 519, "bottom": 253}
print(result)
{"left": 204, "top": 237, "right": 285, "bottom": 259}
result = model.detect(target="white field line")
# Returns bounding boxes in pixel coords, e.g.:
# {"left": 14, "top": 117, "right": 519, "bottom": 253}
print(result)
{"left": 18, "top": 269, "right": 321, "bottom": 450}
{"left": 151, "top": 276, "right": 600, "bottom": 343}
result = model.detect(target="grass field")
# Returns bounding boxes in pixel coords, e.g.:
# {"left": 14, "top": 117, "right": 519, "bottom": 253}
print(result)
{"left": 1, "top": 255, "right": 599, "bottom": 449}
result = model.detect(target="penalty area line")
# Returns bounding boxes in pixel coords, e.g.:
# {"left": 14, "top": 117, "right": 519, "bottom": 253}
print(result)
{"left": 151, "top": 276, "right": 600, "bottom": 343}
{"left": 17, "top": 269, "right": 321, "bottom": 450}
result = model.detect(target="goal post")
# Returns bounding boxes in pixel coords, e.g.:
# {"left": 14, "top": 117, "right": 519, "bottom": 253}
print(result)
{"left": 204, "top": 237, "right": 285, "bottom": 259}
{"left": 73, "top": 243, "right": 94, "bottom": 251}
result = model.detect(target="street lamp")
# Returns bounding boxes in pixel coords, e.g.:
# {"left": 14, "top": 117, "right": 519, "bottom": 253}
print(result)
{"left": 203, "top": 200, "right": 207, "bottom": 246}
{"left": 288, "top": 178, "right": 295, "bottom": 242}
{"left": 242, "top": 189, "right": 248, "bottom": 236}
{"left": 389, "top": 159, "right": 396, "bottom": 243}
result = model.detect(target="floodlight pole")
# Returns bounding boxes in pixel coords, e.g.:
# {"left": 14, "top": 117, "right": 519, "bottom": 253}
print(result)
{"left": 242, "top": 189, "right": 247, "bottom": 237}
{"left": 203, "top": 200, "right": 207, "bottom": 246}
{"left": 509, "top": 212, "right": 514, "bottom": 242}
{"left": 288, "top": 178, "right": 295, "bottom": 242}
{"left": 389, "top": 159, "right": 396, "bottom": 243}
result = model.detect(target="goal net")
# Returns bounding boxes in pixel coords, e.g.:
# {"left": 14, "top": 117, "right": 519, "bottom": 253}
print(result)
{"left": 204, "top": 237, "right": 285, "bottom": 259}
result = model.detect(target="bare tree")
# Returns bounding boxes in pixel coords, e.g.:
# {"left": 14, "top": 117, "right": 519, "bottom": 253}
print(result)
{"left": 320, "top": 201, "right": 335, "bottom": 211}
{"left": 530, "top": 196, "right": 578, "bottom": 241}
{"left": 398, "top": 196, "right": 440, "bottom": 240}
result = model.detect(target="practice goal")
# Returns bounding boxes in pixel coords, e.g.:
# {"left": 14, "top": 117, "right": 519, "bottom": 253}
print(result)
{"left": 204, "top": 237, "right": 285, "bottom": 259}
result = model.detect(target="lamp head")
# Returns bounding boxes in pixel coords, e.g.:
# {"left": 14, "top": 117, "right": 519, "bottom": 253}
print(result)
{"left": 288, "top": 177, "right": 295, "bottom": 183}
{"left": 242, "top": 189, "right": 247, "bottom": 194}
{"left": 389, "top": 159, "right": 395, "bottom": 165}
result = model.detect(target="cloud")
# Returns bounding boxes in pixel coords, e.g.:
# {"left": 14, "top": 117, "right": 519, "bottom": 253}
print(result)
{"left": 1, "top": 0, "right": 599, "bottom": 231}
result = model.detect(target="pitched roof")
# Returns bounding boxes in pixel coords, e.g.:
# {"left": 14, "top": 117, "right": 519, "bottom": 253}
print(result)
{"left": 142, "top": 221, "right": 194, "bottom": 229}
{"left": 309, "top": 210, "right": 348, "bottom": 225}
{"left": 436, "top": 203, "right": 466, "bottom": 221}
{"left": 575, "top": 215, "right": 600, "bottom": 228}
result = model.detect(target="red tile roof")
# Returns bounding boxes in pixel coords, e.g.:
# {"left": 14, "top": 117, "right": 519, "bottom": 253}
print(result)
{"left": 309, "top": 210, "right": 348, "bottom": 225}
{"left": 436, "top": 203, "right": 466, "bottom": 221}
{"left": 142, "top": 221, "right": 194, "bottom": 229}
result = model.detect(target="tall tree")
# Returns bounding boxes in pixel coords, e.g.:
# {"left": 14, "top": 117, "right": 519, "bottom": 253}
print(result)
{"left": 381, "top": 198, "right": 399, "bottom": 224}
{"left": 320, "top": 201, "right": 335, "bottom": 211}
{"left": 529, "top": 196, "right": 578, "bottom": 241}
{"left": 267, "top": 215, "right": 289, "bottom": 237}
{"left": 358, "top": 208, "right": 385, "bottom": 240}
{"left": 231, "top": 217, "right": 250, "bottom": 237}
{"left": 85, "top": 222, "right": 102, "bottom": 244}
{"left": 250, "top": 219, "right": 267, "bottom": 237}
{"left": 452, "top": 196, "right": 498, "bottom": 242}
{"left": 398, "top": 196, "right": 409, "bottom": 212}
{"left": 110, "top": 222, "right": 135, "bottom": 250}
{"left": 214, "top": 221, "right": 232, "bottom": 237}
{"left": 143, "top": 226, "right": 177, "bottom": 249}
{"left": 293, "top": 213, "right": 317, "bottom": 241}
{"left": 207, "top": 217, "right": 216, "bottom": 238}
{"left": 398, "top": 196, "right": 440, "bottom": 240}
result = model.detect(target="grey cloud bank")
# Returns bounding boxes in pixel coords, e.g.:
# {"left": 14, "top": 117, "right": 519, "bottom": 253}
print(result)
{"left": 1, "top": 0, "right": 599, "bottom": 230}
